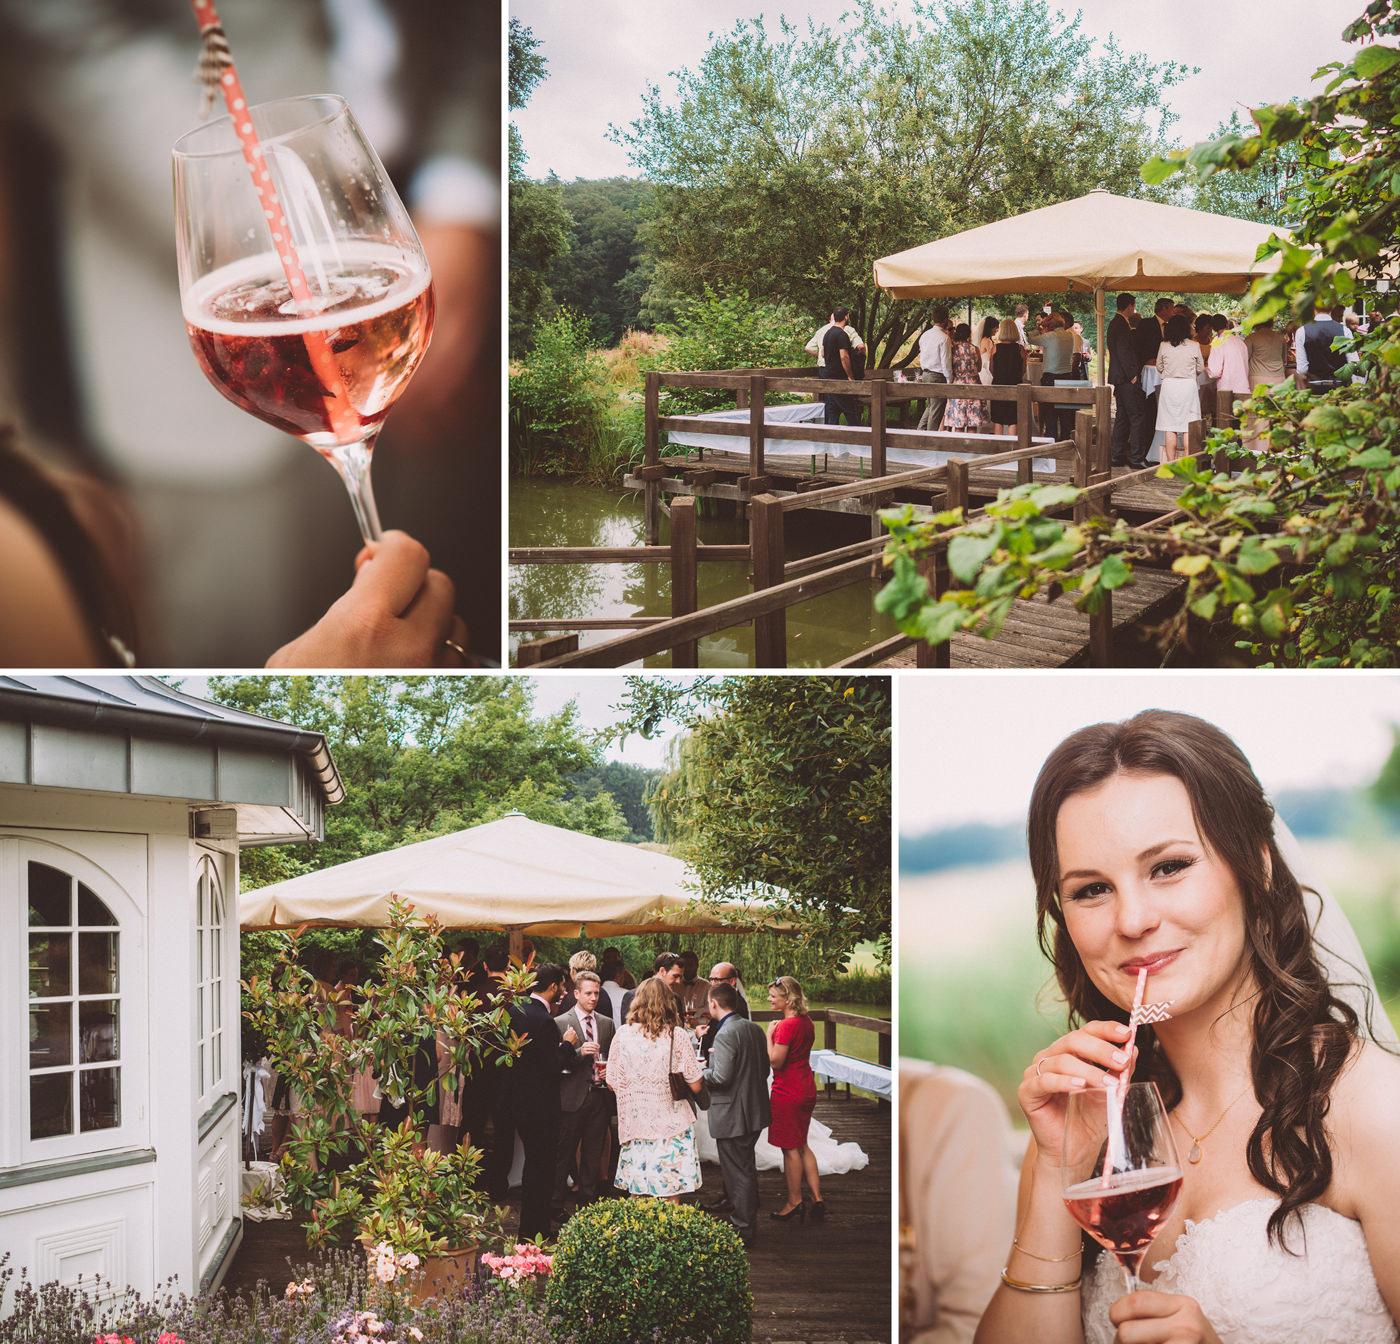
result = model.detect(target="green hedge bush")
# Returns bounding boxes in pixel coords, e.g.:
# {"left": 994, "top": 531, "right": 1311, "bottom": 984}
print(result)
{"left": 545, "top": 1198, "right": 751, "bottom": 1344}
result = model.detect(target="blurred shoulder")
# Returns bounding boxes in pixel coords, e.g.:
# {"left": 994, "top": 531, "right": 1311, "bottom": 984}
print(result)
{"left": 0, "top": 495, "right": 103, "bottom": 665}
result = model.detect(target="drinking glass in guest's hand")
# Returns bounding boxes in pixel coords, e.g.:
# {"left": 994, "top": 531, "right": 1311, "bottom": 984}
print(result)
{"left": 173, "top": 94, "right": 434, "bottom": 545}
{"left": 1060, "top": 1081, "right": 1183, "bottom": 1297}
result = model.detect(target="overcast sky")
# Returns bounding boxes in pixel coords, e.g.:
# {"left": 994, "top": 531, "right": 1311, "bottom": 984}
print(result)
{"left": 511, "top": 0, "right": 1359, "bottom": 182}
{"left": 898, "top": 671, "right": 1400, "bottom": 835}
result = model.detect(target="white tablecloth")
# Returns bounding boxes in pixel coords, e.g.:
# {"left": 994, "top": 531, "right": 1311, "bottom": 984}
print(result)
{"left": 668, "top": 401, "right": 1058, "bottom": 473}
{"left": 810, "top": 1049, "right": 893, "bottom": 1100}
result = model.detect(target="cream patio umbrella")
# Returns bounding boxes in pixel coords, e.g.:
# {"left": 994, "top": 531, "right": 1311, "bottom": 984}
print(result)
{"left": 873, "top": 189, "right": 1291, "bottom": 383}
{"left": 240, "top": 811, "right": 794, "bottom": 956}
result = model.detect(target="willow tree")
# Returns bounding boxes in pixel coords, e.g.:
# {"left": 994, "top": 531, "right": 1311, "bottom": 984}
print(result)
{"left": 614, "top": 675, "right": 892, "bottom": 962}
{"left": 613, "top": 0, "right": 1188, "bottom": 363}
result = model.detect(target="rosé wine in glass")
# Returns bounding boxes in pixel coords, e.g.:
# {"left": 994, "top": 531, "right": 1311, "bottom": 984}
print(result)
{"left": 1064, "top": 1166, "right": 1183, "bottom": 1261}
{"left": 1060, "top": 1081, "right": 1183, "bottom": 1295}
{"left": 184, "top": 247, "right": 434, "bottom": 448}
{"left": 174, "top": 94, "right": 433, "bottom": 544}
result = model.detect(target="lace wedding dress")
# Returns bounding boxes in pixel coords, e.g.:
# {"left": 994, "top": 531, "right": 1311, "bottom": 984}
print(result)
{"left": 1081, "top": 1198, "right": 1399, "bottom": 1344}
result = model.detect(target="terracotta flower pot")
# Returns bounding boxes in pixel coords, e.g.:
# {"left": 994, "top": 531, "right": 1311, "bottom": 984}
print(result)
{"left": 361, "top": 1236, "right": 479, "bottom": 1305}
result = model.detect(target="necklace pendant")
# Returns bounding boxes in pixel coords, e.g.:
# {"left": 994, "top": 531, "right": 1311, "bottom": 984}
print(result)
{"left": 1188, "top": 1141, "right": 1202, "bottom": 1164}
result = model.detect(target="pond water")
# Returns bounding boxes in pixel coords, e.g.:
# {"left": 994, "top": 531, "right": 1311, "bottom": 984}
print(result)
{"left": 509, "top": 477, "right": 900, "bottom": 667}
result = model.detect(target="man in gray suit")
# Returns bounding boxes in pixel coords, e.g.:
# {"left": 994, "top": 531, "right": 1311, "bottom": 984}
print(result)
{"left": 554, "top": 971, "right": 616, "bottom": 1210}
{"left": 701, "top": 981, "right": 772, "bottom": 1246}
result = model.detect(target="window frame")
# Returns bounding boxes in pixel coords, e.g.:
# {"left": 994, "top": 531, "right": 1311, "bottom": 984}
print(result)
{"left": 8, "top": 837, "right": 147, "bottom": 1166}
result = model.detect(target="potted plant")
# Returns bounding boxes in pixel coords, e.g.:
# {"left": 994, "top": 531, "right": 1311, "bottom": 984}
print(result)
{"left": 243, "top": 900, "right": 528, "bottom": 1287}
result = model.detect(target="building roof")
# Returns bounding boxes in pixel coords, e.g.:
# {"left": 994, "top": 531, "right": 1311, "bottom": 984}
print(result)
{"left": 0, "top": 676, "right": 342, "bottom": 844}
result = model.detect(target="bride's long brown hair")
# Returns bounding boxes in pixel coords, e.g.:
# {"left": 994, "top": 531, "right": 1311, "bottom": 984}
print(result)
{"left": 1028, "top": 709, "right": 1360, "bottom": 1249}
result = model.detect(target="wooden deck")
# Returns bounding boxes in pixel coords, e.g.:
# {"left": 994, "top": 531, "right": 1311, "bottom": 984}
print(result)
{"left": 222, "top": 1093, "right": 891, "bottom": 1344}
{"left": 878, "top": 566, "right": 1185, "bottom": 669}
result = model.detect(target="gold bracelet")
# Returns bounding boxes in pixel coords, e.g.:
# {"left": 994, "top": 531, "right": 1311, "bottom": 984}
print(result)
{"left": 1011, "top": 1235, "right": 1083, "bottom": 1263}
{"left": 1000, "top": 1269, "right": 1082, "bottom": 1293}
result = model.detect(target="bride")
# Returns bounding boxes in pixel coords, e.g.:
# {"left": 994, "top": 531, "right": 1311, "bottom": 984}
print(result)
{"left": 974, "top": 709, "right": 1400, "bottom": 1344}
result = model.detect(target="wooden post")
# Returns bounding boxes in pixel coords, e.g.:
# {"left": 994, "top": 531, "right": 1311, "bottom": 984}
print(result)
{"left": 870, "top": 377, "right": 887, "bottom": 479}
{"left": 877, "top": 1031, "right": 891, "bottom": 1070}
{"left": 669, "top": 495, "right": 699, "bottom": 667}
{"left": 517, "top": 633, "right": 579, "bottom": 666}
{"left": 1089, "top": 591, "right": 1113, "bottom": 668}
{"left": 750, "top": 494, "right": 787, "bottom": 668}
{"left": 644, "top": 372, "right": 662, "bottom": 545}
{"left": 1213, "top": 388, "right": 1235, "bottom": 474}
{"left": 749, "top": 373, "right": 766, "bottom": 483}
{"left": 1016, "top": 383, "right": 1033, "bottom": 484}
{"left": 915, "top": 537, "right": 952, "bottom": 669}
{"left": 1073, "top": 409, "right": 1101, "bottom": 527}
{"left": 823, "top": 1016, "right": 838, "bottom": 1052}
{"left": 1093, "top": 385, "right": 1113, "bottom": 477}
{"left": 644, "top": 371, "right": 659, "bottom": 469}
{"left": 508, "top": 929, "right": 525, "bottom": 963}
{"left": 1187, "top": 417, "right": 1205, "bottom": 464}
{"left": 946, "top": 458, "right": 969, "bottom": 519}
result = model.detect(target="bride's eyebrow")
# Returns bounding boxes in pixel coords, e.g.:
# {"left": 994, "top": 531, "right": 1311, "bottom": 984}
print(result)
{"left": 1059, "top": 839, "right": 1198, "bottom": 885}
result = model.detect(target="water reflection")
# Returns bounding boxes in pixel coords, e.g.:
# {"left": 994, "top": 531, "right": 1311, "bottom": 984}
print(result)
{"left": 509, "top": 479, "right": 898, "bottom": 667}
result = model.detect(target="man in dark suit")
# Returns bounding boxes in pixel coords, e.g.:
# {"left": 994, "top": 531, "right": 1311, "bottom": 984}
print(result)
{"left": 553, "top": 970, "right": 616, "bottom": 1211}
{"left": 1134, "top": 296, "right": 1175, "bottom": 451}
{"left": 700, "top": 962, "right": 750, "bottom": 1059}
{"left": 1108, "top": 293, "right": 1147, "bottom": 469}
{"left": 700, "top": 981, "right": 772, "bottom": 1246}
{"left": 505, "top": 962, "right": 578, "bottom": 1241}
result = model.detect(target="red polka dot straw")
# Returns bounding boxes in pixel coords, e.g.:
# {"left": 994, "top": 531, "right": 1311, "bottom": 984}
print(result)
{"left": 188, "top": 0, "right": 357, "bottom": 440}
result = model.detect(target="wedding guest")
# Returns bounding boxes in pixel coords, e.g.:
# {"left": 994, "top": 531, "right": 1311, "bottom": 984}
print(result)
{"left": 620, "top": 951, "right": 686, "bottom": 1022}
{"left": 701, "top": 981, "right": 771, "bottom": 1247}
{"left": 988, "top": 319, "right": 1026, "bottom": 439}
{"left": 1294, "top": 304, "right": 1351, "bottom": 389}
{"left": 1107, "top": 295, "right": 1146, "bottom": 470}
{"left": 900, "top": 1059, "right": 1016, "bottom": 1344}
{"left": 821, "top": 307, "right": 862, "bottom": 427}
{"left": 942, "top": 324, "right": 987, "bottom": 434}
{"left": 1154, "top": 314, "right": 1206, "bottom": 464}
{"left": 918, "top": 306, "right": 953, "bottom": 431}
{"left": 559, "top": 950, "right": 615, "bottom": 1020}
{"left": 1208, "top": 315, "right": 1251, "bottom": 425}
{"left": 600, "top": 946, "right": 636, "bottom": 992}
{"left": 506, "top": 963, "right": 578, "bottom": 1241}
{"left": 767, "top": 975, "right": 823, "bottom": 1222}
{"left": 554, "top": 971, "right": 615, "bottom": 1210}
{"left": 1029, "top": 315, "right": 1075, "bottom": 441}
{"left": 977, "top": 317, "right": 1000, "bottom": 388}
{"left": 1243, "top": 317, "right": 1291, "bottom": 452}
{"left": 607, "top": 977, "right": 704, "bottom": 1204}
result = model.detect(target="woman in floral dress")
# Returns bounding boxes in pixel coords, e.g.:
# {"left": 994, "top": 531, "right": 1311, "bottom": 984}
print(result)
{"left": 941, "top": 323, "right": 987, "bottom": 432}
{"left": 607, "top": 976, "right": 704, "bottom": 1200}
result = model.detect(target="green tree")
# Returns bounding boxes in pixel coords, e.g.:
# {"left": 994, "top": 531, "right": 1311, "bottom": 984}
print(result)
{"left": 643, "top": 287, "right": 809, "bottom": 414}
{"left": 1191, "top": 108, "right": 1305, "bottom": 227}
{"left": 508, "top": 306, "right": 609, "bottom": 475}
{"left": 613, "top": 0, "right": 1189, "bottom": 364}
{"left": 877, "top": 1, "right": 1400, "bottom": 667}
{"left": 612, "top": 676, "right": 892, "bottom": 963}
{"left": 509, "top": 18, "right": 572, "bottom": 354}
{"left": 545, "top": 177, "right": 656, "bottom": 344}
{"left": 565, "top": 760, "right": 662, "bottom": 842}
{"left": 205, "top": 676, "right": 623, "bottom": 881}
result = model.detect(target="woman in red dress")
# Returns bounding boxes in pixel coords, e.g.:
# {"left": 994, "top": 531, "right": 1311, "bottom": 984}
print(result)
{"left": 767, "top": 975, "right": 824, "bottom": 1221}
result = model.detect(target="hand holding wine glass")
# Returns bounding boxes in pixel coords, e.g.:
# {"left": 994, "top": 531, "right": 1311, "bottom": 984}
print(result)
{"left": 1060, "top": 1080, "right": 1183, "bottom": 1296}
{"left": 173, "top": 93, "right": 434, "bottom": 546}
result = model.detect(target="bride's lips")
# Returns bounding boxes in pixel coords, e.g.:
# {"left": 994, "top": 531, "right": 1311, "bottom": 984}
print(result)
{"left": 1120, "top": 949, "right": 1182, "bottom": 975}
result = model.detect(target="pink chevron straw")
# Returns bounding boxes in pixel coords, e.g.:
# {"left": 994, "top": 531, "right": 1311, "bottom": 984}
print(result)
{"left": 187, "top": 0, "right": 357, "bottom": 441}
{"left": 1101, "top": 968, "right": 1174, "bottom": 1188}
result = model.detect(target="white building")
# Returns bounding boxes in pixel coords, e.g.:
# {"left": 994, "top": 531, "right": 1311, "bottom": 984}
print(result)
{"left": 0, "top": 676, "right": 341, "bottom": 1303}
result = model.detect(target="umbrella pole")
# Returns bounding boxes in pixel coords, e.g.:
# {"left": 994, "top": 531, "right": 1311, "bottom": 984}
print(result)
{"left": 1095, "top": 286, "right": 1106, "bottom": 387}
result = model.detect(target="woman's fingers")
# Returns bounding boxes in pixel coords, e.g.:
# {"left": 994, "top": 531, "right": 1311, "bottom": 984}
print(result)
{"left": 350, "top": 531, "right": 432, "bottom": 614}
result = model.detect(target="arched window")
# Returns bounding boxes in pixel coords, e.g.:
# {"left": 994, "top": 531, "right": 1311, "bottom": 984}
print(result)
{"left": 195, "top": 857, "right": 227, "bottom": 1102}
{"left": 28, "top": 861, "right": 122, "bottom": 1140}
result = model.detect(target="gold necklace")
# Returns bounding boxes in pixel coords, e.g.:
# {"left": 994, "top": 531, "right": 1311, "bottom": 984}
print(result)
{"left": 1172, "top": 1084, "right": 1252, "bottom": 1164}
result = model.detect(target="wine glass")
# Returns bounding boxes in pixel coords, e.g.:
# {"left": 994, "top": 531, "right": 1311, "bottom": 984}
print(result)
{"left": 1060, "top": 1081, "right": 1183, "bottom": 1295}
{"left": 173, "top": 94, "right": 434, "bottom": 543}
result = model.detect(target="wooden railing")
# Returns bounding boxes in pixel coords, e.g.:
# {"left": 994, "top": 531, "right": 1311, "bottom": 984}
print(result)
{"left": 511, "top": 367, "right": 1243, "bottom": 669}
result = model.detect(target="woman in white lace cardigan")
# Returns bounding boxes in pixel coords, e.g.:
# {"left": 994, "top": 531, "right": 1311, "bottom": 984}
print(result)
{"left": 975, "top": 710, "right": 1400, "bottom": 1344}
{"left": 607, "top": 976, "right": 704, "bottom": 1201}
